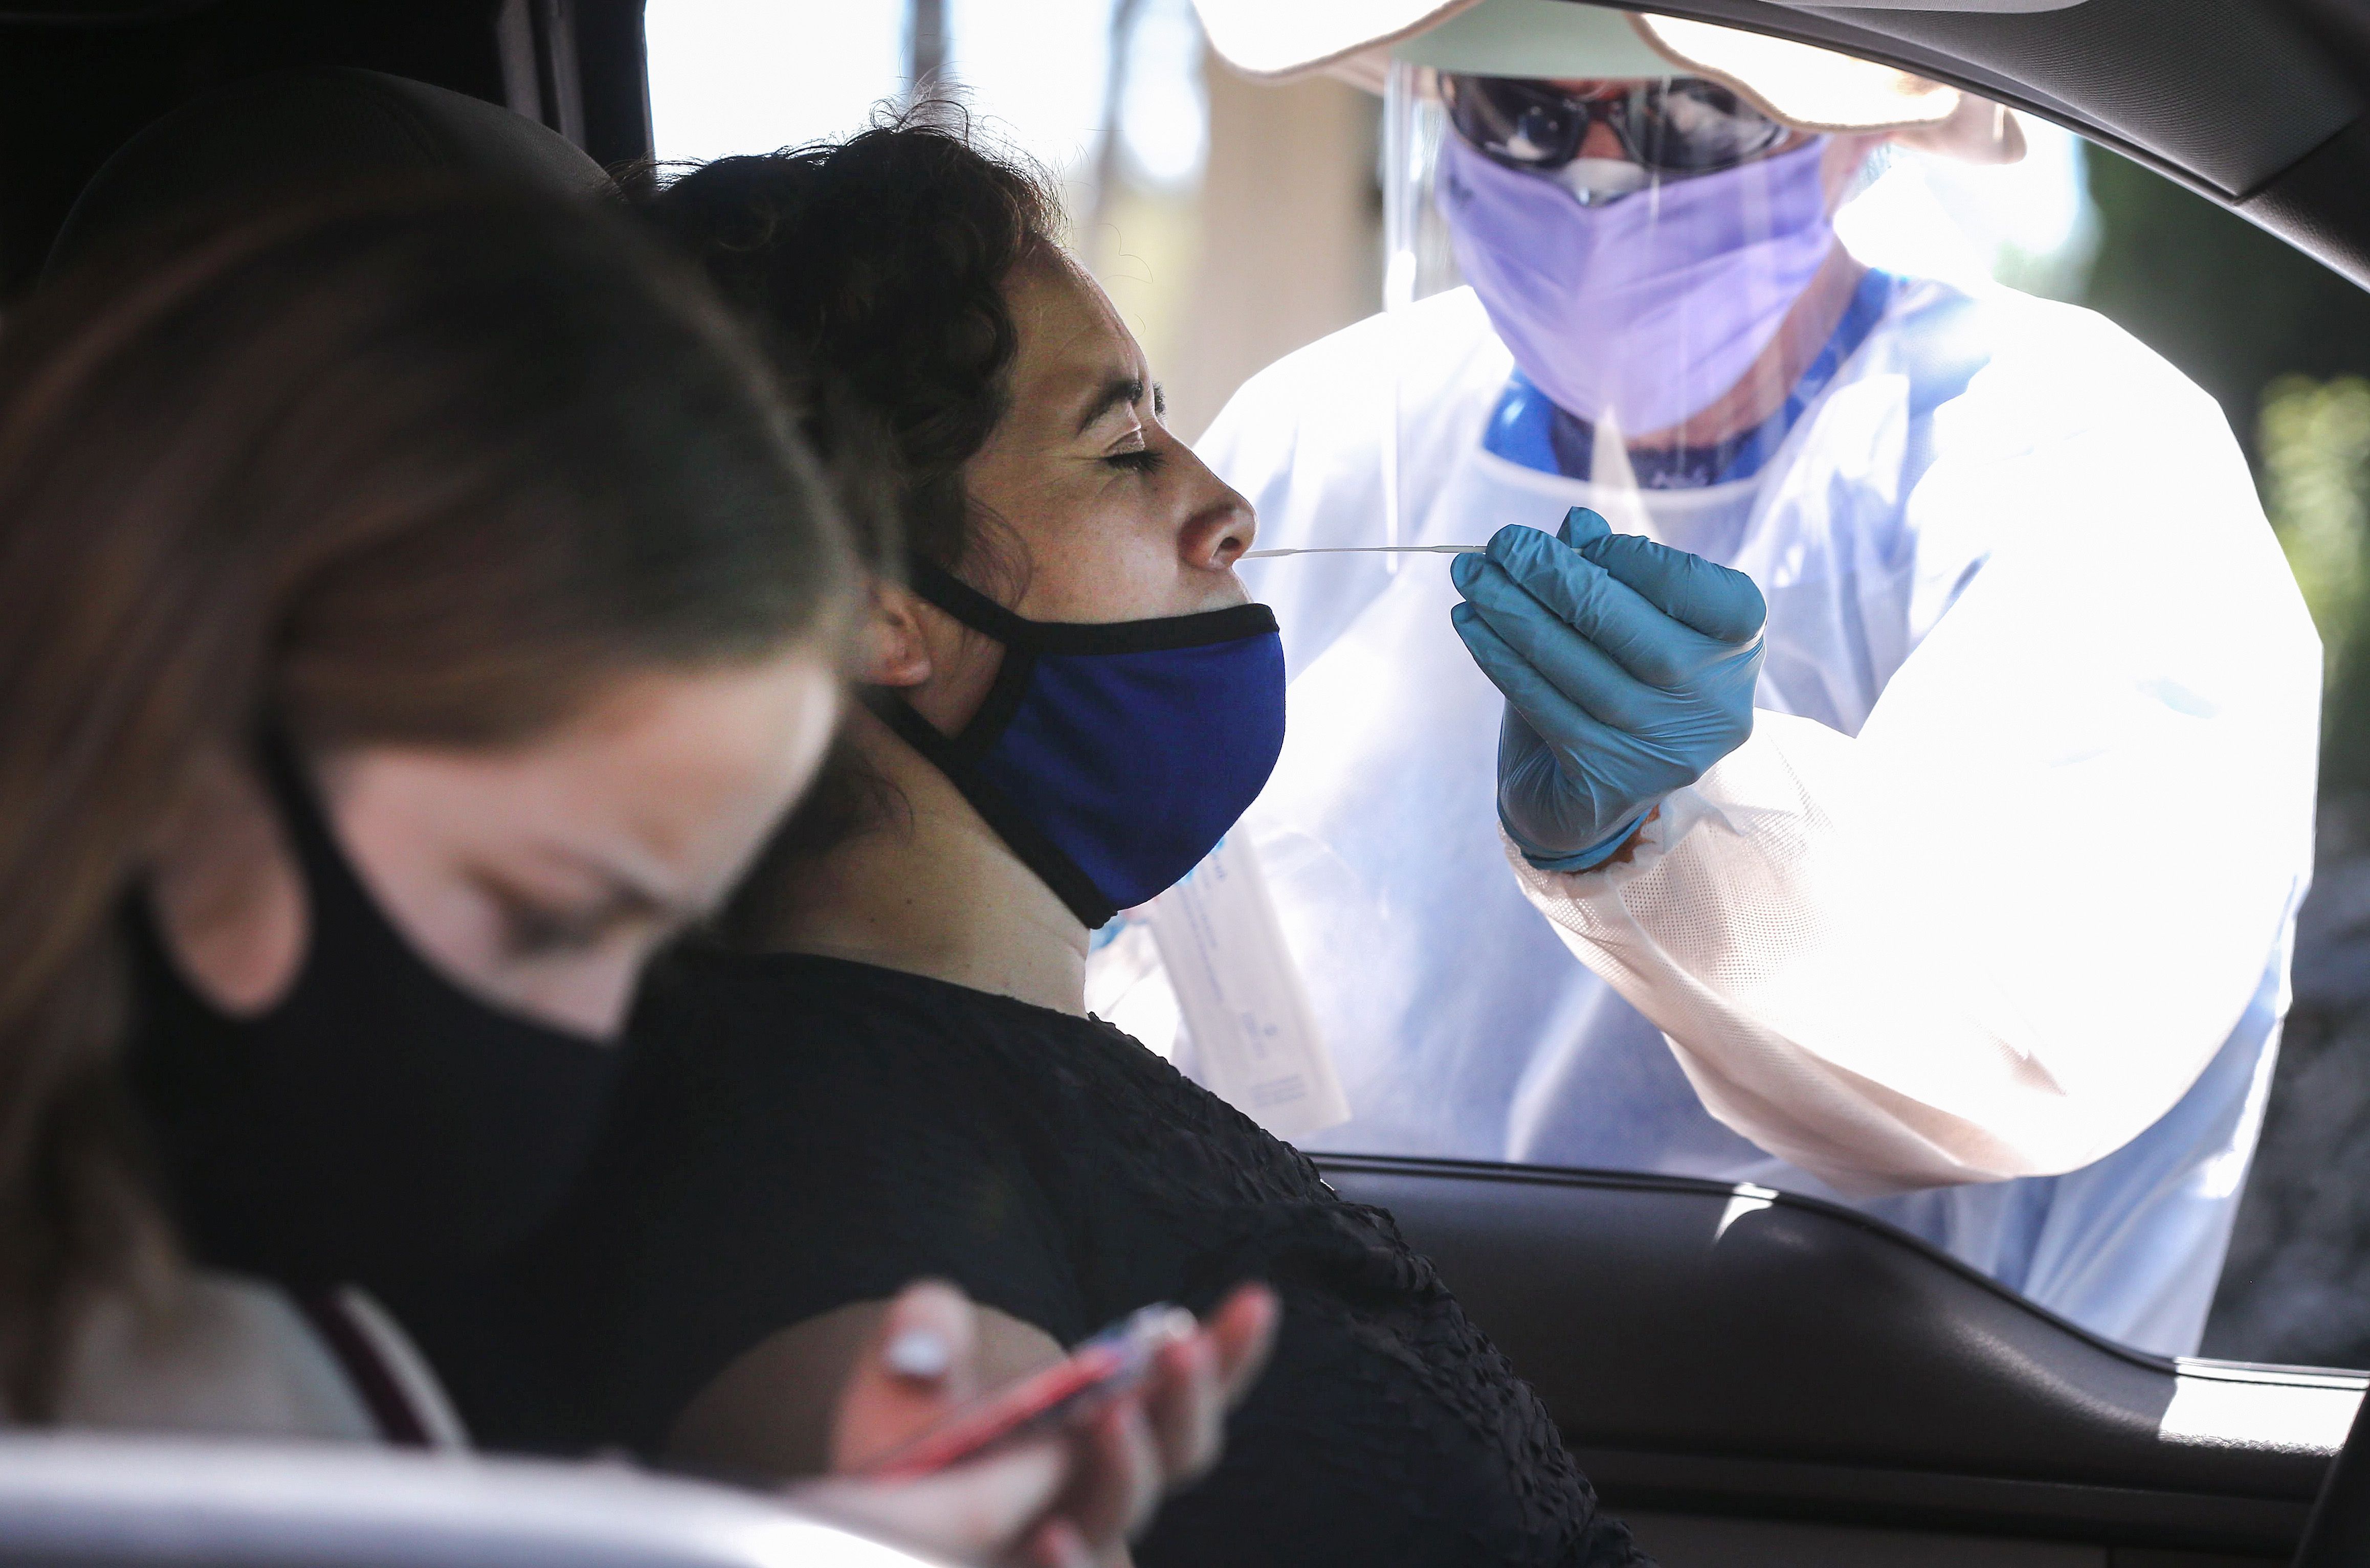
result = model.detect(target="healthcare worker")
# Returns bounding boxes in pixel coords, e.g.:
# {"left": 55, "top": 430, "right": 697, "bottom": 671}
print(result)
{"left": 1158, "top": 0, "right": 2322, "bottom": 1355}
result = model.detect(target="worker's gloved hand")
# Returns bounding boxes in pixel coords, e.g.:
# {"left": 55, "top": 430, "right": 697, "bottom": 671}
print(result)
{"left": 1451, "top": 507, "right": 1766, "bottom": 871}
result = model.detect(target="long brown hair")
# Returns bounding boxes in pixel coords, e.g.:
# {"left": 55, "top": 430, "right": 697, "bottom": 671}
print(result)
{"left": 0, "top": 185, "right": 856, "bottom": 1414}
{"left": 644, "top": 113, "right": 1060, "bottom": 578}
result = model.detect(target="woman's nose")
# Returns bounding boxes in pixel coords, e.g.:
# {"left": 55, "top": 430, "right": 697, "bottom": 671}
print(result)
{"left": 1183, "top": 486, "right": 1257, "bottom": 571}
{"left": 1172, "top": 445, "right": 1257, "bottom": 570}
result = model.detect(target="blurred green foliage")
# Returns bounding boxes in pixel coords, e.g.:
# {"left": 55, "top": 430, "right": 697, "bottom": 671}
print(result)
{"left": 2262, "top": 375, "right": 2370, "bottom": 689}
{"left": 2080, "top": 147, "right": 2370, "bottom": 465}
{"left": 2077, "top": 145, "right": 2370, "bottom": 787}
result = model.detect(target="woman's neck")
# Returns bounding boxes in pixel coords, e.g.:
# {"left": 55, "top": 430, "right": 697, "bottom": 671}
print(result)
{"left": 756, "top": 706, "right": 1090, "bottom": 1015}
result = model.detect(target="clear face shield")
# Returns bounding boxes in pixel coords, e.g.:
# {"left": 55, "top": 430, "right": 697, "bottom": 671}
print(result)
{"left": 1113, "top": 68, "right": 1879, "bottom": 1151}
{"left": 1098, "top": 68, "right": 1864, "bottom": 1149}
{"left": 1368, "top": 64, "right": 1872, "bottom": 550}
{"left": 1106, "top": 15, "right": 2065, "bottom": 1162}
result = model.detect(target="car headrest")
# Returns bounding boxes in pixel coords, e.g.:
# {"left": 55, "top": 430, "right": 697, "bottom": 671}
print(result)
{"left": 47, "top": 67, "right": 615, "bottom": 278}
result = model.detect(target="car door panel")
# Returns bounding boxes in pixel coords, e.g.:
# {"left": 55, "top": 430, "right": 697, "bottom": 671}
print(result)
{"left": 1319, "top": 1154, "right": 2354, "bottom": 1559}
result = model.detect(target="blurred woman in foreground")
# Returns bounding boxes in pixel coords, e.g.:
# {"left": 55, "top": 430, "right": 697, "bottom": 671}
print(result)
{"left": 0, "top": 183, "right": 1259, "bottom": 1565}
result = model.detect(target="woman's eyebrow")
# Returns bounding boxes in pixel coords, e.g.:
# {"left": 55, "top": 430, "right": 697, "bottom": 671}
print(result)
{"left": 1073, "top": 374, "right": 1147, "bottom": 435}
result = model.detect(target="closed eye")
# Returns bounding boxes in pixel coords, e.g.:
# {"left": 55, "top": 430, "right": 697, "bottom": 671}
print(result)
{"left": 495, "top": 894, "right": 614, "bottom": 959}
{"left": 1105, "top": 446, "right": 1166, "bottom": 475}
{"left": 479, "top": 869, "right": 665, "bottom": 961}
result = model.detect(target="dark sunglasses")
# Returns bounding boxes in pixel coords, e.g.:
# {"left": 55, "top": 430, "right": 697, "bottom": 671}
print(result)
{"left": 1442, "top": 74, "right": 1792, "bottom": 178}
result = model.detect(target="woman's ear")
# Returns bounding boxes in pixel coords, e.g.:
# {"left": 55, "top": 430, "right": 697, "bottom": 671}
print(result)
{"left": 147, "top": 743, "right": 308, "bottom": 1016}
{"left": 854, "top": 579, "right": 935, "bottom": 689}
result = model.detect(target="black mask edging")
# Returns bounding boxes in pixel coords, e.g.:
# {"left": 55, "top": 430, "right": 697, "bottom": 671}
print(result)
{"left": 907, "top": 559, "right": 1279, "bottom": 657}
{"left": 865, "top": 690, "right": 1117, "bottom": 929}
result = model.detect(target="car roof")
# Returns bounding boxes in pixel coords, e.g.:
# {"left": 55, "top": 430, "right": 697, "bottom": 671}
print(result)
{"left": 0, "top": 0, "right": 651, "bottom": 295}
{"left": 0, "top": 2, "right": 2361, "bottom": 291}
{"left": 1630, "top": 1, "right": 2370, "bottom": 284}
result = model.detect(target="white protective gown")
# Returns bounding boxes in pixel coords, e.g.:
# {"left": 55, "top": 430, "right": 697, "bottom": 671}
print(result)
{"left": 1192, "top": 275, "right": 2321, "bottom": 1356}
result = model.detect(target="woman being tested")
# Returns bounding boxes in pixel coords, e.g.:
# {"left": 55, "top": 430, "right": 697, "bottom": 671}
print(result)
{"left": 523, "top": 122, "right": 1654, "bottom": 1568}
{"left": 0, "top": 181, "right": 1257, "bottom": 1567}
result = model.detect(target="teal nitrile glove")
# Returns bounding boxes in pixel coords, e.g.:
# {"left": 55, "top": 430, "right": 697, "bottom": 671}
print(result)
{"left": 1450, "top": 507, "right": 1767, "bottom": 871}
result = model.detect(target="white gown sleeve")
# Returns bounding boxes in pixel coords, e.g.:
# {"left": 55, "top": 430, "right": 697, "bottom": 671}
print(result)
{"left": 1505, "top": 330, "right": 2322, "bottom": 1198}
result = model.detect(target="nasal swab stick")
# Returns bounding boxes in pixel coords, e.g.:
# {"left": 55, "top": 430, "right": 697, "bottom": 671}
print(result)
{"left": 1241, "top": 544, "right": 1488, "bottom": 558}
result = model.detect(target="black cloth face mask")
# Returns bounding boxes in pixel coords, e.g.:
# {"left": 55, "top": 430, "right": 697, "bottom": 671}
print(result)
{"left": 127, "top": 735, "right": 622, "bottom": 1295}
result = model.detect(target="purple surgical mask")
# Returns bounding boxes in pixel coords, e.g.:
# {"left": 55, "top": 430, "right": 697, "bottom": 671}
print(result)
{"left": 1439, "top": 135, "right": 1836, "bottom": 435}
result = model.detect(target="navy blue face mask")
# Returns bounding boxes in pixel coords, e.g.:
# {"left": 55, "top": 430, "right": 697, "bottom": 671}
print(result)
{"left": 874, "top": 560, "right": 1287, "bottom": 928}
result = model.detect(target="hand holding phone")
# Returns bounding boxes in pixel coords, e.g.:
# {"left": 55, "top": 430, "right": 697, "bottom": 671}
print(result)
{"left": 857, "top": 1303, "right": 1198, "bottom": 1481}
{"left": 813, "top": 1283, "right": 1277, "bottom": 1566}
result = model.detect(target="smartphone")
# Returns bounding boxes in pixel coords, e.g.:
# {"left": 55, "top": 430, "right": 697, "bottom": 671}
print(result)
{"left": 858, "top": 1302, "right": 1196, "bottom": 1480}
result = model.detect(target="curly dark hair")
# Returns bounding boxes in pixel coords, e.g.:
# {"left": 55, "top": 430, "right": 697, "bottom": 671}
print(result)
{"left": 642, "top": 115, "right": 1068, "bottom": 922}
{"left": 641, "top": 113, "right": 1062, "bottom": 580}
